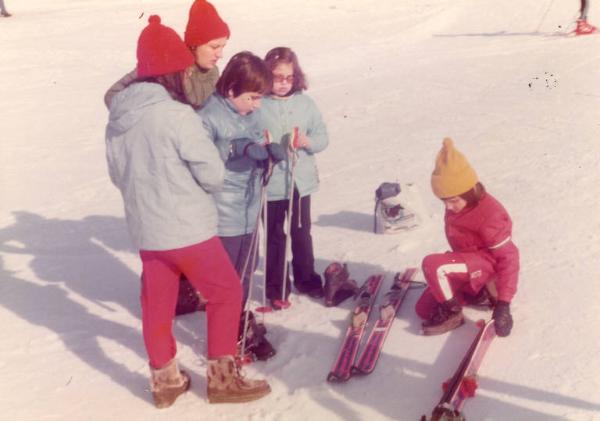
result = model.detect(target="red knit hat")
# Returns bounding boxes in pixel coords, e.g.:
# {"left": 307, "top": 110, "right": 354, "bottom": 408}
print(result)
{"left": 184, "top": 0, "right": 230, "bottom": 47}
{"left": 137, "top": 15, "right": 195, "bottom": 78}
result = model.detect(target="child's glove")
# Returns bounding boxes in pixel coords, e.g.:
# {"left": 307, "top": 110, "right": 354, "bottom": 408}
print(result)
{"left": 492, "top": 300, "right": 513, "bottom": 337}
{"left": 231, "top": 138, "right": 268, "bottom": 161}
{"left": 266, "top": 143, "right": 285, "bottom": 164}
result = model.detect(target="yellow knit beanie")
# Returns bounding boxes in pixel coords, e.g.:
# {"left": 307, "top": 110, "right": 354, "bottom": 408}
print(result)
{"left": 431, "top": 137, "right": 478, "bottom": 199}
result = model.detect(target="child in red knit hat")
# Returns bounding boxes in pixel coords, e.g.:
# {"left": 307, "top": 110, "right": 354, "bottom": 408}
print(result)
{"left": 105, "top": 15, "right": 270, "bottom": 408}
{"left": 416, "top": 138, "right": 519, "bottom": 337}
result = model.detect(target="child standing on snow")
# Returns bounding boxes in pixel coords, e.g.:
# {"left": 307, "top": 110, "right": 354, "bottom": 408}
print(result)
{"left": 105, "top": 16, "right": 270, "bottom": 407}
{"left": 259, "top": 47, "right": 329, "bottom": 309}
{"left": 416, "top": 138, "right": 519, "bottom": 337}
{"left": 198, "top": 51, "right": 285, "bottom": 359}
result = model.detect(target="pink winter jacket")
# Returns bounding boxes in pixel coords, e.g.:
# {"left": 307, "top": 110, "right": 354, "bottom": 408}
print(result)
{"left": 444, "top": 191, "right": 520, "bottom": 302}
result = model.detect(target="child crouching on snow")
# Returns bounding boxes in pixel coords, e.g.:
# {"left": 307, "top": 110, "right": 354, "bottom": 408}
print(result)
{"left": 416, "top": 138, "right": 519, "bottom": 337}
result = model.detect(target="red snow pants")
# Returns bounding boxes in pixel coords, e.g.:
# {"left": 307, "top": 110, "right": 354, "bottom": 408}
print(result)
{"left": 415, "top": 251, "right": 495, "bottom": 319}
{"left": 139, "top": 236, "right": 242, "bottom": 369}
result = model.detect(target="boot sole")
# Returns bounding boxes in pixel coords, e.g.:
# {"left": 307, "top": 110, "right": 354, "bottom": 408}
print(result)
{"left": 208, "top": 386, "right": 271, "bottom": 404}
{"left": 422, "top": 316, "right": 465, "bottom": 336}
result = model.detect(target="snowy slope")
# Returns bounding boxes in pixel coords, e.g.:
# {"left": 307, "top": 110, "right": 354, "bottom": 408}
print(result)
{"left": 1, "top": 1, "right": 600, "bottom": 420}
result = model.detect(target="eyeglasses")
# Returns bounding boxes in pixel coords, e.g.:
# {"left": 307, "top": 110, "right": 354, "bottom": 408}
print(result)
{"left": 273, "top": 74, "right": 294, "bottom": 84}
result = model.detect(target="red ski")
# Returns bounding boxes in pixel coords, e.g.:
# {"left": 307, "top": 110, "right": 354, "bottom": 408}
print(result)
{"left": 352, "top": 268, "right": 418, "bottom": 375}
{"left": 421, "top": 319, "right": 497, "bottom": 421}
{"left": 327, "top": 274, "right": 384, "bottom": 382}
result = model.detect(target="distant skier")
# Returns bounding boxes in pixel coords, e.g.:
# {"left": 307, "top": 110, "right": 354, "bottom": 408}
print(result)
{"left": 576, "top": 0, "right": 597, "bottom": 35}
{"left": 415, "top": 138, "right": 519, "bottom": 337}
{"left": 0, "top": 0, "right": 11, "bottom": 17}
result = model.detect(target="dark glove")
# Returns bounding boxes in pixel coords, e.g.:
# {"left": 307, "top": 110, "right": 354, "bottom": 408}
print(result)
{"left": 230, "top": 138, "right": 268, "bottom": 161}
{"left": 244, "top": 143, "right": 268, "bottom": 161}
{"left": 492, "top": 300, "right": 513, "bottom": 337}
{"left": 266, "top": 143, "right": 285, "bottom": 164}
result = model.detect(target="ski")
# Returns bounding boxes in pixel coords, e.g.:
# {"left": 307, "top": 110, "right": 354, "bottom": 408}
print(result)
{"left": 421, "top": 319, "right": 497, "bottom": 421}
{"left": 352, "top": 267, "right": 418, "bottom": 375}
{"left": 327, "top": 274, "right": 384, "bottom": 383}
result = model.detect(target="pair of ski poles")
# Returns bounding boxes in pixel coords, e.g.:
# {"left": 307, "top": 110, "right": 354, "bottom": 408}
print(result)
{"left": 238, "top": 128, "right": 299, "bottom": 355}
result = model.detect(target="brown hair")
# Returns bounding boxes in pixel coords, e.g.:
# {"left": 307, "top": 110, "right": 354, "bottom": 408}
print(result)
{"left": 216, "top": 51, "right": 272, "bottom": 98}
{"left": 459, "top": 182, "right": 485, "bottom": 207}
{"left": 264, "top": 47, "right": 307, "bottom": 95}
{"left": 139, "top": 72, "right": 187, "bottom": 104}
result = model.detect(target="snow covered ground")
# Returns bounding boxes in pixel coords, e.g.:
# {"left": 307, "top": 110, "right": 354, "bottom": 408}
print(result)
{"left": 1, "top": 0, "right": 600, "bottom": 420}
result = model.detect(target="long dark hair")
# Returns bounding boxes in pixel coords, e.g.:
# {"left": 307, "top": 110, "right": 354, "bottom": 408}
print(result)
{"left": 264, "top": 47, "right": 307, "bottom": 95}
{"left": 460, "top": 182, "right": 485, "bottom": 207}
{"left": 140, "top": 71, "right": 187, "bottom": 104}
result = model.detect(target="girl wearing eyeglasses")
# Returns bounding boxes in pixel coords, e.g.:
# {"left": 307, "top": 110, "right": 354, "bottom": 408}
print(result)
{"left": 258, "top": 47, "right": 329, "bottom": 309}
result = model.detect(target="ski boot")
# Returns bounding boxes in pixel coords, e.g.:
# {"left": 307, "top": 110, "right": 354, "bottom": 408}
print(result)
{"left": 576, "top": 18, "right": 597, "bottom": 35}
{"left": 323, "top": 262, "right": 359, "bottom": 307}
{"left": 238, "top": 311, "right": 276, "bottom": 362}
{"left": 422, "top": 298, "right": 464, "bottom": 335}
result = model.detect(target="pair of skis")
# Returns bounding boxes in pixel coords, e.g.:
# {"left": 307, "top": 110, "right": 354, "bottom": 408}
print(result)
{"left": 327, "top": 268, "right": 418, "bottom": 382}
{"left": 421, "top": 319, "right": 497, "bottom": 421}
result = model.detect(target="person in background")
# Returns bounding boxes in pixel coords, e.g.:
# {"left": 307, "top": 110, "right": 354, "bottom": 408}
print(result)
{"left": 0, "top": 0, "right": 11, "bottom": 17}
{"left": 104, "top": 0, "right": 230, "bottom": 109}
{"left": 415, "top": 138, "right": 519, "bottom": 337}
{"left": 105, "top": 16, "right": 270, "bottom": 407}
{"left": 576, "top": 0, "right": 597, "bottom": 35}
{"left": 259, "top": 47, "right": 329, "bottom": 309}
{"left": 198, "top": 51, "right": 285, "bottom": 360}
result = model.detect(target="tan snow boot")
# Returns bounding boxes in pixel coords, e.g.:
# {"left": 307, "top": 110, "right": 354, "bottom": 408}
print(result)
{"left": 207, "top": 356, "right": 271, "bottom": 403}
{"left": 150, "top": 359, "right": 191, "bottom": 409}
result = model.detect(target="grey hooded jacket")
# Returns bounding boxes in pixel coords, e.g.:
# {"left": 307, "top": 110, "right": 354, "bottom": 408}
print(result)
{"left": 105, "top": 82, "right": 224, "bottom": 250}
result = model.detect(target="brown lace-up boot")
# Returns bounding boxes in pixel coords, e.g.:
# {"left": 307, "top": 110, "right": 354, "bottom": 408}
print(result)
{"left": 150, "top": 359, "right": 191, "bottom": 409}
{"left": 207, "top": 356, "right": 271, "bottom": 403}
{"left": 422, "top": 298, "right": 464, "bottom": 335}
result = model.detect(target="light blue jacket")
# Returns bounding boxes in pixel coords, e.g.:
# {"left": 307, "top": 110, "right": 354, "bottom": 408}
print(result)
{"left": 105, "top": 83, "right": 224, "bottom": 251}
{"left": 257, "top": 92, "right": 328, "bottom": 201}
{"left": 198, "top": 94, "right": 265, "bottom": 237}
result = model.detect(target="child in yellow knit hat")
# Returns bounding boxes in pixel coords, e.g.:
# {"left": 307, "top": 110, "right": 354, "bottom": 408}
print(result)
{"left": 416, "top": 138, "right": 520, "bottom": 336}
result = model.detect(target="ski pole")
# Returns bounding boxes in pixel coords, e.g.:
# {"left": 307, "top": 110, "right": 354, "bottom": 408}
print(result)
{"left": 536, "top": 0, "right": 555, "bottom": 32}
{"left": 281, "top": 127, "right": 299, "bottom": 302}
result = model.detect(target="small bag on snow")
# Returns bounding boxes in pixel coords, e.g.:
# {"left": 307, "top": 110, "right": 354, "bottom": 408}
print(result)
{"left": 373, "top": 182, "right": 419, "bottom": 234}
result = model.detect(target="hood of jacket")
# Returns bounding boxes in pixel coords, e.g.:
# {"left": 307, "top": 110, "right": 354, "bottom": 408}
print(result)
{"left": 107, "top": 82, "right": 172, "bottom": 136}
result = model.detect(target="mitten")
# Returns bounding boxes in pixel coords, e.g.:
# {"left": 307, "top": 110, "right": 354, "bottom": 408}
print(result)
{"left": 492, "top": 300, "right": 513, "bottom": 337}
{"left": 230, "top": 138, "right": 268, "bottom": 161}
{"left": 266, "top": 143, "right": 285, "bottom": 164}
{"left": 245, "top": 143, "right": 269, "bottom": 161}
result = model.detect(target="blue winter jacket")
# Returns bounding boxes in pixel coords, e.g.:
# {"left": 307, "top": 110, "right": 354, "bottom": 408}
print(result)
{"left": 105, "top": 83, "right": 224, "bottom": 250}
{"left": 257, "top": 92, "right": 328, "bottom": 201}
{"left": 198, "top": 94, "right": 265, "bottom": 237}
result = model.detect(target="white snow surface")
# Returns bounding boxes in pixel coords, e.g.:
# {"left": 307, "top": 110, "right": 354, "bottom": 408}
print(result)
{"left": 2, "top": 1, "right": 600, "bottom": 420}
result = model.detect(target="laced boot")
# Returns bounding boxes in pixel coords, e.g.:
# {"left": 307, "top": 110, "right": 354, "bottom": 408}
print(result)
{"left": 422, "top": 298, "right": 464, "bottom": 335}
{"left": 207, "top": 356, "right": 271, "bottom": 403}
{"left": 238, "top": 311, "right": 276, "bottom": 362}
{"left": 150, "top": 359, "right": 191, "bottom": 409}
